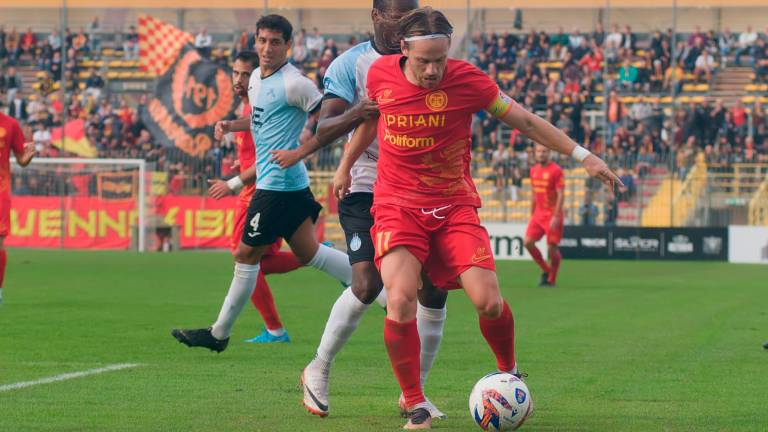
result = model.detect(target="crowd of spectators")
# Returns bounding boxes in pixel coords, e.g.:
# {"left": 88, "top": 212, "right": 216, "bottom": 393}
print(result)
{"left": 470, "top": 23, "right": 768, "bottom": 206}
{"left": 2, "top": 21, "right": 768, "bottom": 202}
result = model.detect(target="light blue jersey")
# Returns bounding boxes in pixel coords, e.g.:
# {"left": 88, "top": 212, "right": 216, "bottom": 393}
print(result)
{"left": 323, "top": 41, "right": 381, "bottom": 194}
{"left": 248, "top": 62, "right": 322, "bottom": 192}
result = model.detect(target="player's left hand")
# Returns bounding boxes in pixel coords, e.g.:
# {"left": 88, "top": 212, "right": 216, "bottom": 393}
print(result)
{"left": 270, "top": 149, "right": 302, "bottom": 169}
{"left": 333, "top": 167, "right": 352, "bottom": 201}
{"left": 582, "top": 154, "right": 624, "bottom": 190}
{"left": 207, "top": 179, "right": 232, "bottom": 200}
{"left": 20, "top": 142, "right": 37, "bottom": 165}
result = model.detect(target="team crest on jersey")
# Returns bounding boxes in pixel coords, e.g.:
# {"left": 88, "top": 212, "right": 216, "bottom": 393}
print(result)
{"left": 377, "top": 89, "right": 395, "bottom": 104}
{"left": 425, "top": 90, "right": 448, "bottom": 112}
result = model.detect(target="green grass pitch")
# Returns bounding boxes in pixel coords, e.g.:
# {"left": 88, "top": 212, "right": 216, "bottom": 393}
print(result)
{"left": 1, "top": 249, "right": 766, "bottom": 431}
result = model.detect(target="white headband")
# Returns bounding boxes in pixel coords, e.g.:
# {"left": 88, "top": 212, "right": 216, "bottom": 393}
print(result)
{"left": 403, "top": 34, "right": 450, "bottom": 42}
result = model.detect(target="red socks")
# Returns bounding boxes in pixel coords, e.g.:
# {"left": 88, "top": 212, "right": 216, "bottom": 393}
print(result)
{"left": 527, "top": 245, "right": 550, "bottom": 274}
{"left": 260, "top": 251, "right": 302, "bottom": 275}
{"left": 479, "top": 301, "right": 516, "bottom": 373}
{"left": 0, "top": 249, "right": 6, "bottom": 288}
{"left": 248, "top": 251, "right": 301, "bottom": 331}
{"left": 548, "top": 248, "right": 561, "bottom": 284}
{"left": 384, "top": 318, "right": 425, "bottom": 408}
{"left": 249, "top": 272, "right": 283, "bottom": 330}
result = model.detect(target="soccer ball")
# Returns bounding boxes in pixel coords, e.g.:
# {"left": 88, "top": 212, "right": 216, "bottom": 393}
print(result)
{"left": 468, "top": 372, "right": 533, "bottom": 431}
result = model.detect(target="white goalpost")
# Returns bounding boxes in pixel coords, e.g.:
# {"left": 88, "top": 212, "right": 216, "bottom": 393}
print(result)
{"left": 12, "top": 158, "right": 150, "bottom": 252}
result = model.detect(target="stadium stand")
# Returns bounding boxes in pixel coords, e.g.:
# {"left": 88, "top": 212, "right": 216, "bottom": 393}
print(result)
{"left": 1, "top": 10, "right": 767, "bottom": 232}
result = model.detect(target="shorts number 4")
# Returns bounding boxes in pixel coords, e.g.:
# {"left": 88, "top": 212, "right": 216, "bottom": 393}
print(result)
{"left": 248, "top": 213, "right": 261, "bottom": 238}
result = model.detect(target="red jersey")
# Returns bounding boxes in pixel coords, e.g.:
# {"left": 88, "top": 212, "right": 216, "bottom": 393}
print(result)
{"left": 0, "top": 113, "right": 25, "bottom": 195}
{"left": 529, "top": 162, "right": 564, "bottom": 216}
{"left": 366, "top": 56, "right": 502, "bottom": 209}
{"left": 235, "top": 104, "right": 256, "bottom": 203}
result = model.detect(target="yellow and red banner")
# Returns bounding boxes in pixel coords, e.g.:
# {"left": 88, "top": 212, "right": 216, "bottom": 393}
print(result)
{"left": 6, "top": 196, "right": 241, "bottom": 250}
{"left": 6, "top": 196, "right": 138, "bottom": 249}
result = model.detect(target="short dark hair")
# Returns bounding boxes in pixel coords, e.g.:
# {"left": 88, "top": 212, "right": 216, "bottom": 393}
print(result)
{"left": 234, "top": 50, "right": 259, "bottom": 68}
{"left": 256, "top": 14, "right": 293, "bottom": 42}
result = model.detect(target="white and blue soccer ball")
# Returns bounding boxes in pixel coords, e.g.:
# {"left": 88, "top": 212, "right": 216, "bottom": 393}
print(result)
{"left": 468, "top": 372, "right": 533, "bottom": 431}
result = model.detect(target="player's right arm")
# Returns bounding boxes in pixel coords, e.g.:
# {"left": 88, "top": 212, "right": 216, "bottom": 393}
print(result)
{"left": 333, "top": 118, "right": 376, "bottom": 200}
{"left": 214, "top": 117, "right": 250, "bottom": 140}
{"left": 270, "top": 97, "right": 378, "bottom": 168}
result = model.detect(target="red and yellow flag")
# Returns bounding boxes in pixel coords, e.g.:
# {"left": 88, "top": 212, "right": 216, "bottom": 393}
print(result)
{"left": 51, "top": 119, "right": 97, "bottom": 158}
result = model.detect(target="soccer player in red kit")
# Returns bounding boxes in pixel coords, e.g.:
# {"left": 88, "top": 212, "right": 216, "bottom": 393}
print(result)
{"left": 525, "top": 143, "right": 565, "bottom": 287}
{"left": 334, "top": 8, "right": 622, "bottom": 429}
{"left": 0, "top": 112, "right": 36, "bottom": 305}
{"left": 175, "top": 51, "right": 302, "bottom": 347}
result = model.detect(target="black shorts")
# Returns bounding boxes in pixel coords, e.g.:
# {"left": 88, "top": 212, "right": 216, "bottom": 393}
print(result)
{"left": 338, "top": 192, "right": 375, "bottom": 265}
{"left": 241, "top": 188, "right": 322, "bottom": 247}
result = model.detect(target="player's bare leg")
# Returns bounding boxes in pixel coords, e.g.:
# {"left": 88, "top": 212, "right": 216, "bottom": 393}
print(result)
{"left": 382, "top": 247, "right": 432, "bottom": 430}
{"left": 461, "top": 267, "right": 521, "bottom": 377}
{"left": 172, "top": 242, "right": 270, "bottom": 352}
{"left": 546, "top": 243, "right": 561, "bottom": 286}
{"left": 524, "top": 236, "right": 551, "bottom": 287}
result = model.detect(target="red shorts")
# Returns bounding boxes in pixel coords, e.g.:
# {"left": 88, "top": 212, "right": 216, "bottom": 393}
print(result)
{"left": 0, "top": 194, "right": 9, "bottom": 237}
{"left": 232, "top": 200, "right": 282, "bottom": 256}
{"left": 525, "top": 212, "right": 564, "bottom": 246}
{"left": 371, "top": 204, "right": 495, "bottom": 290}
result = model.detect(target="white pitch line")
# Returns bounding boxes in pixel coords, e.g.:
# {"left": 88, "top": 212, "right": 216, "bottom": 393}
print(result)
{"left": 0, "top": 363, "right": 141, "bottom": 392}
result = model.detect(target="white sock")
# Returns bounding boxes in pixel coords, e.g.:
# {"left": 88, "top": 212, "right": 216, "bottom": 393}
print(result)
{"left": 314, "top": 287, "right": 370, "bottom": 367}
{"left": 417, "top": 303, "right": 447, "bottom": 386}
{"left": 307, "top": 244, "right": 352, "bottom": 286}
{"left": 267, "top": 327, "right": 286, "bottom": 337}
{"left": 211, "top": 262, "right": 261, "bottom": 340}
{"left": 374, "top": 287, "right": 387, "bottom": 308}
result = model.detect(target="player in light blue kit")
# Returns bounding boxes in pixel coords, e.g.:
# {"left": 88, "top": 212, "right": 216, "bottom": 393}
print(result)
{"left": 171, "top": 15, "right": 353, "bottom": 353}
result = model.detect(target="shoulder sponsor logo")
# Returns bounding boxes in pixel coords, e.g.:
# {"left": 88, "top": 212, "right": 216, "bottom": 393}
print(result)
{"left": 425, "top": 90, "right": 448, "bottom": 112}
{"left": 668, "top": 235, "right": 694, "bottom": 254}
{"left": 702, "top": 236, "right": 723, "bottom": 255}
{"left": 377, "top": 88, "right": 395, "bottom": 104}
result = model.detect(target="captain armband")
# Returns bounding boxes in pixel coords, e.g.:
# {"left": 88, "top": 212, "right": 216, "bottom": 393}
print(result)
{"left": 487, "top": 91, "right": 516, "bottom": 119}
